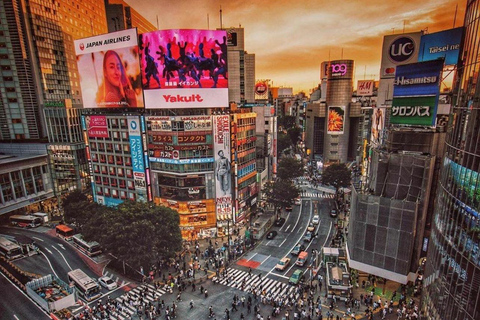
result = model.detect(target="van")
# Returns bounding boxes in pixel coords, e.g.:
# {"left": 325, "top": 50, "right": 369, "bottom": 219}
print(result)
{"left": 32, "top": 212, "right": 49, "bottom": 224}
{"left": 296, "top": 251, "right": 308, "bottom": 266}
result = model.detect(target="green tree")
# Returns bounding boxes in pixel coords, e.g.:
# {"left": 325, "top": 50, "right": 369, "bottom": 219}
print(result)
{"left": 321, "top": 163, "right": 351, "bottom": 191}
{"left": 63, "top": 190, "right": 99, "bottom": 231}
{"left": 262, "top": 180, "right": 300, "bottom": 213}
{"left": 277, "top": 132, "right": 292, "bottom": 156}
{"left": 287, "top": 127, "right": 302, "bottom": 147}
{"left": 83, "top": 201, "right": 182, "bottom": 270}
{"left": 277, "top": 157, "right": 303, "bottom": 181}
{"left": 279, "top": 115, "right": 296, "bottom": 130}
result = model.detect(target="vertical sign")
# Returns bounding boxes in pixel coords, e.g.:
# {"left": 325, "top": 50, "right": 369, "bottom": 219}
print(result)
{"left": 213, "top": 115, "right": 232, "bottom": 219}
{"left": 128, "top": 116, "right": 146, "bottom": 194}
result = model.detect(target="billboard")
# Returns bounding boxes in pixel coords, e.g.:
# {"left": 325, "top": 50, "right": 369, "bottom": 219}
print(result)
{"left": 371, "top": 107, "right": 386, "bottom": 145}
{"left": 419, "top": 27, "right": 463, "bottom": 66}
{"left": 393, "top": 59, "right": 444, "bottom": 97}
{"left": 254, "top": 80, "right": 269, "bottom": 100}
{"left": 328, "top": 60, "right": 354, "bottom": 79}
{"left": 140, "top": 29, "right": 228, "bottom": 108}
{"left": 391, "top": 96, "right": 438, "bottom": 126}
{"left": 327, "top": 106, "right": 345, "bottom": 134}
{"left": 357, "top": 80, "right": 375, "bottom": 96}
{"left": 82, "top": 115, "right": 109, "bottom": 138}
{"left": 213, "top": 115, "right": 232, "bottom": 219}
{"left": 128, "top": 116, "right": 146, "bottom": 191}
{"left": 146, "top": 115, "right": 212, "bottom": 132}
{"left": 74, "top": 29, "right": 144, "bottom": 109}
{"left": 380, "top": 32, "right": 422, "bottom": 78}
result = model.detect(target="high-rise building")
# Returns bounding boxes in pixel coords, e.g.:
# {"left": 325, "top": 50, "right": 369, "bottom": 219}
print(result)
{"left": 221, "top": 28, "right": 255, "bottom": 104}
{"left": 105, "top": 0, "right": 157, "bottom": 34}
{"left": 422, "top": 1, "right": 480, "bottom": 319}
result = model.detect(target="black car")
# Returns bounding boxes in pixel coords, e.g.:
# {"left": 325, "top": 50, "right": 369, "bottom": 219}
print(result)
{"left": 266, "top": 231, "right": 278, "bottom": 240}
{"left": 330, "top": 209, "right": 338, "bottom": 217}
{"left": 274, "top": 218, "right": 286, "bottom": 227}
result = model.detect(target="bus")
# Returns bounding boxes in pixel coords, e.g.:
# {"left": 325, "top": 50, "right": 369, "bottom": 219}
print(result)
{"left": 0, "top": 236, "right": 23, "bottom": 260}
{"left": 55, "top": 224, "right": 75, "bottom": 241}
{"left": 72, "top": 234, "right": 102, "bottom": 257}
{"left": 67, "top": 269, "right": 102, "bottom": 302}
{"left": 32, "top": 212, "right": 49, "bottom": 223}
{"left": 9, "top": 215, "right": 43, "bottom": 228}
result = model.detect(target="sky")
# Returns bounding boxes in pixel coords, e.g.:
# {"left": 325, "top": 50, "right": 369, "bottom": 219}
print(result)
{"left": 126, "top": 0, "right": 466, "bottom": 94}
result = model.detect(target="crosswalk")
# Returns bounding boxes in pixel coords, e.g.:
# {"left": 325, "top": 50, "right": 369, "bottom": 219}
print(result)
{"left": 301, "top": 191, "right": 335, "bottom": 198}
{"left": 103, "top": 271, "right": 128, "bottom": 287}
{"left": 212, "top": 268, "right": 299, "bottom": 302}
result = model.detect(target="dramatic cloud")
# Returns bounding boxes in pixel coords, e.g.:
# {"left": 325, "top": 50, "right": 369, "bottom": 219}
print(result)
{"left": 127, "top": 0, "right": 466, "bottom": 93}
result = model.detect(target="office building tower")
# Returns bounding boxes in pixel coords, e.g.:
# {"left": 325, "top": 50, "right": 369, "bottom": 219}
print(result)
{"left": 422, "top": 0, "right": 480, "bottom": 318}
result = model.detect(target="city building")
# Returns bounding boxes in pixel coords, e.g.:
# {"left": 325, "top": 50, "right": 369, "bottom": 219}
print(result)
{"left": 422, "top": 0, "right": 480, "bottom": 318}
{"left": 105, "top": 0, "right": 157, "bottom": 34}
{"left": 222, "top": 27, "right": 255, "bottom": 104}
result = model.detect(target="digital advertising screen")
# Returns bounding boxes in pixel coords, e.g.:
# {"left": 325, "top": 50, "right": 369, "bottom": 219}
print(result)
{"left": 213, "top": 115, "right": 232, "bottom": 219}
{"left": 74, "top": 29, "right": 144, "bottom": 109}
{"left": 418, "top": 27, "right": 463, "bottom": 66}
{"left": 140, "top": 29, "right": 229, "bottom": 108}
{"left": 393, "top": 59, "right": 444, "bottom": 97}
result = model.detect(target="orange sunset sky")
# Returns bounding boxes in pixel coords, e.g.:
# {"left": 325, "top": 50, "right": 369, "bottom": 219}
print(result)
{"left": 126, "top": 0, "right": 467, "bottom": 94}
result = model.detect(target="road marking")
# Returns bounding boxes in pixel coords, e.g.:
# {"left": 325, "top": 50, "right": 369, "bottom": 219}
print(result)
{"left": 58, "top": 244, "right": 66, "bottom": 250}
{"left": 52, "top": 245, "right": 73, "bottom": 271}
{"left": 39, "top": 250, "right": 59, "bottom": 278}
{"left": 279, "top": 237, "right": 287, "bottom": 247}
{"left": 260, "top": 255, "right": 271, "bottom": 264}
{"left": 269, "top": 272, "right": 289, "bottom": 279}
{"left": 284, "top": 225, "right": 291, "bottom": 232}
{"left": 32, "top": 236, "right": 44, "bottom": 242}
{"left": 44, "top": 248, "right": 52, "bottom": 254}
{"left": 279, "top": 212, "right": 291, "bottom": 231}
{"left": 13, "top": 315, "right": 19, "bottom": 320}
{"left": 265, "top": 240, "right": 272, "bottom": 246}
{"left": 248, "top": 253, "right": 258, "bottom": 261}
{"left": 323, "top": 221, "right": 333, "bottom": 247}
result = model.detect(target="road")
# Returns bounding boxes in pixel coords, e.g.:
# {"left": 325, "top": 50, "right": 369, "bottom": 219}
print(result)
{"left": 0, "top": 272, "right": 50, "bottom": 320}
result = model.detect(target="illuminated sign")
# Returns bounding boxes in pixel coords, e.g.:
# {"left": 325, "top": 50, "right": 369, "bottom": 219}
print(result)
{"left": 391, "top": 96, "right": 437, "bottom": 126}
{"left": 327, "top": 106, "right": 345, "bottom": 134}
{"left": 357, "top": 80, "right": 374, "bottom": 96}
{"left": 128, "top": 116, "right": 146, "bottom": 191}
{"left": 389, "top": 36, "right": 415, "bottom": 63}
{"left": 380, "top": 32, "right": 422, "bottom": 78}
{"left": 419, "top": 27, "right": 463, "bottom": 65}
{"left": 149, "top": 157, "right": 214, "bottom": 164}
{"left": 84, "top": 115, "right": 109, "bottom": 138}
{"left": 331, "top": 63, "right": 347, "bottom": 76}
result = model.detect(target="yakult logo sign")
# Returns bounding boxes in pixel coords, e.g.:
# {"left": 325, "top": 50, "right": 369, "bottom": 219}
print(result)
{"left": 389, "top": 36, "right": 415, "bottom": 63}
{"left": 331, "top": 64, "right": 347, "bottom": 76}
{"left": 163, "top": 94, "right": 204, "bottom": 103}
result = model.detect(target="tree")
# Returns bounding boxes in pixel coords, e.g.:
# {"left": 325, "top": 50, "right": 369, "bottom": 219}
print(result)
{"left": 287, "top": 127, "right": 302, "bottom": 147}
{"left": 262, "top": 180, "right": 300, "bottom": 212}
{"left": 277, "top": 157, "right": 303, "bottom": 181}
{"left": 277, "top": 132, "right": 292, "bottom": 156}
{"left": 63, "top": 190, "right": 99, "bottom": 231}
{"left": 279, "top": 115, "right": 296, "bottom": 130}
{"left": 321, "top": 163, "right": 351, "bottom": 191}
{"left": 82, "top": 201, "right": 182, "bottom": 271}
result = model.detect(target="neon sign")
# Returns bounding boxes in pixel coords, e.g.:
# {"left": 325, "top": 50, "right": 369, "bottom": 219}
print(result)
{"left": 331, "top": 63, "right": 347, "bottom": 76}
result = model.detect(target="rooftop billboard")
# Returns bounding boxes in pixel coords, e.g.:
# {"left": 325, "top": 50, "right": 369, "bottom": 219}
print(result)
{"left": 380, "top": 32, "right": 422, "bottom": 78}
{"left": 74, "top": 29, "right": 144, "bottom": 109}
{"left": 418, "top": 27, "right": 463, "bottom": 66}
{"left": 393, "top": 59, "right": 444, "bottom": 97}
{"left": 139, "top": 29, "right": 228, "bottom": 108}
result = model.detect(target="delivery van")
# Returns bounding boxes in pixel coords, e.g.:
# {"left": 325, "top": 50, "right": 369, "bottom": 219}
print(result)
{"left": 296, "top": 251, "right": 308, "bottom": 266}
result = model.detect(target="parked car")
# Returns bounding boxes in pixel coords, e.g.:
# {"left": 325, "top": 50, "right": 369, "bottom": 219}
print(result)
{"left": 275, "top": 257, "right": 291, "bottom": 271}
{"left": 303, "top": 231, "right": 313, "bottom": 242}
{"left": 291, "top": 243, "right": 305, "bottom": 255}
{"left": 266, "top": 231, "right": 277, "bottom": 240}
{"left": 312, "top": 215, "right": 320, "bottom": 225}
{"left": 330, "top": 209, "right": 338, "bottom": 217}
{"left": 274, "top": 218, "right": 285, "bottom": 227}
{"left": 289, "top": 269, "right": 304, "bottom": 285}
{"left": 307, "top": 223, "right": 315, "bottom": 232}
{"left": 98, "top": 275, "right": 117, "bottom": 290}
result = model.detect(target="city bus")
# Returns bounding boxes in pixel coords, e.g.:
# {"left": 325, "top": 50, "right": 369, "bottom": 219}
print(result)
{"left": 9, "top": 215, "right": 43, "bottom": 228}
{"left": 72, "top": 234, "right": 102, "bottom": 257}
{"left": 67, "top": 269, "right": 102, "bottom": 302}
{"left": 55, "top": 224, "right": 75, "bottom": 241}
{"left": 0, "top": 236, "right": 23, "bottom": 260}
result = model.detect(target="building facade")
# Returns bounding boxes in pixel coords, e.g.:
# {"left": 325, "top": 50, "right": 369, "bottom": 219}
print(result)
{"left": 422, "top": 0, "right": 480, "bottom": 318}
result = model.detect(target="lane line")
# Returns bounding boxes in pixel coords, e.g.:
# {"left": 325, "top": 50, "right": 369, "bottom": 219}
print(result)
{"left": 248, "top": 253, "right": 258, "bottom": 261}
{"left": 0, "top": 272, "right": 50, "bottom": 318}
{"left": 39, "top": 250, "right": 59, "bottom": 278}
{"left": 285, "top": 225, "right": 291, "bottom": 232}
{"left": 260, "top": 255, "right": 271, "bottom": 264}
{"left": 52, "top": 245, "right": 73, "bottom": 271}
{"left": 32, "top": 236, "right": 44, "bottom": 242}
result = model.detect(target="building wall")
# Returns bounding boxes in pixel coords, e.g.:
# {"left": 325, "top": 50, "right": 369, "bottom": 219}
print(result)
{"left": 423, "top": 1, "right": 480, "bottom": 318}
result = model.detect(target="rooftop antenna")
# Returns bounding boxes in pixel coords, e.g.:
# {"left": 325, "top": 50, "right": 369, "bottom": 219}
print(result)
{"left": 156, "top": 15, "right": 159, "bottom": 30}
{"left": 207, "top": 14, "right": 210, "bottom": 29}
{"left": 453, "top": 4, "right": 458, "bottom": 28}
{"left": 403, "top": 20, "right": 406, "bottom": 33}
{"left": 341, "top": 48, "right": 344, "bottom": 59}
{"left": 220, "top": 5, "right": 223, "bottom": 30}
{"left": 364, "top": 65, "right": 367, "bottom": 80}
{"left": 392, "top": 28, "right": 395, "bottom": 34}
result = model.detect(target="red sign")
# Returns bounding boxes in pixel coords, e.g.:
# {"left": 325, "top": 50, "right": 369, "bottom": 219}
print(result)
{"left": 178, "top": 135, "right": 207, "bottom": 144}
{"left": 86, "top": 115, "right": 109, "bottom": 138}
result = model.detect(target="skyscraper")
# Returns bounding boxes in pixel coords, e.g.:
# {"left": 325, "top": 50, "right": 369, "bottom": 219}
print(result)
{"left": 422, "top": 1, "right": 480, "bottom": 319}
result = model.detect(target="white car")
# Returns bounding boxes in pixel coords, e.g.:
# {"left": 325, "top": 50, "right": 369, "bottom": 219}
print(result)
{"left": 98, "top": 275, "right": 117, "bottom": 290}
{"left": 312, "top": 215, "right": 320, "bottom": 225}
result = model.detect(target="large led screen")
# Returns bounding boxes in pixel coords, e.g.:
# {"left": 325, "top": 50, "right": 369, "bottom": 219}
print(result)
{"left": 74, "top": 29, "right": 144, "bottom": 109}
{"left": 140, "top": 29, "right": 229, "bottom": 108}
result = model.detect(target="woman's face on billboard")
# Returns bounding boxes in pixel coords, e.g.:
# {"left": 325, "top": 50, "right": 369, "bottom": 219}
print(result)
{"left": 105, "top": 53, "right": 122, "bottom": 87}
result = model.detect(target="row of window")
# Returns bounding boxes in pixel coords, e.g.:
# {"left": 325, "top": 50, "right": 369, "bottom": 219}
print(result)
{"left": 95, "top": 186, "right": 136, "bottom": 201}
{"left": 94, "top": 176, "right": 135, "bottom": 190}
{"left": 90, "top": 154, "right": 132, "bottom": 166}
{"left": 93, "top": 165, "right": 134, "bottom": 177}
{"left": 90, "top": 142, "right": 130, "bottom": 153}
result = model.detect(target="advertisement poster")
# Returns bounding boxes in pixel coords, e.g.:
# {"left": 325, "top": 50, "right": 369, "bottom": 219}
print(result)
{"left": 140, "top": 29, "right": 229, "bottom": 108}
{"left": 371, "top": 107, "right": 386, "bottom": 145}
{"left": 213, "top": 115, "right": 232, "bottom": 219}
{"left": 254, "top": 80, "right": 269, "bottom": 100}
{"left": 380, "top": 32, "right": 422, "bottom": 78}
{"left": 393, "top": 59, "right": 443, "bottom": 97}
{"left": 391, "top": 96, "right": 438, "bottom": 126}
{"left": 74, "top": 29, "right": 144, "bottom": 109}
{"left": 327, "top": 106, "right": 345, "bottom": 135}
{"left": 84, "top": 115, "right": 109, "bottom": 138}
{"left": 128, "top": 116, "right": 146, "bottom": 191}
{"left": 418, "top": 27, "right": 463, "bottom": 66}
